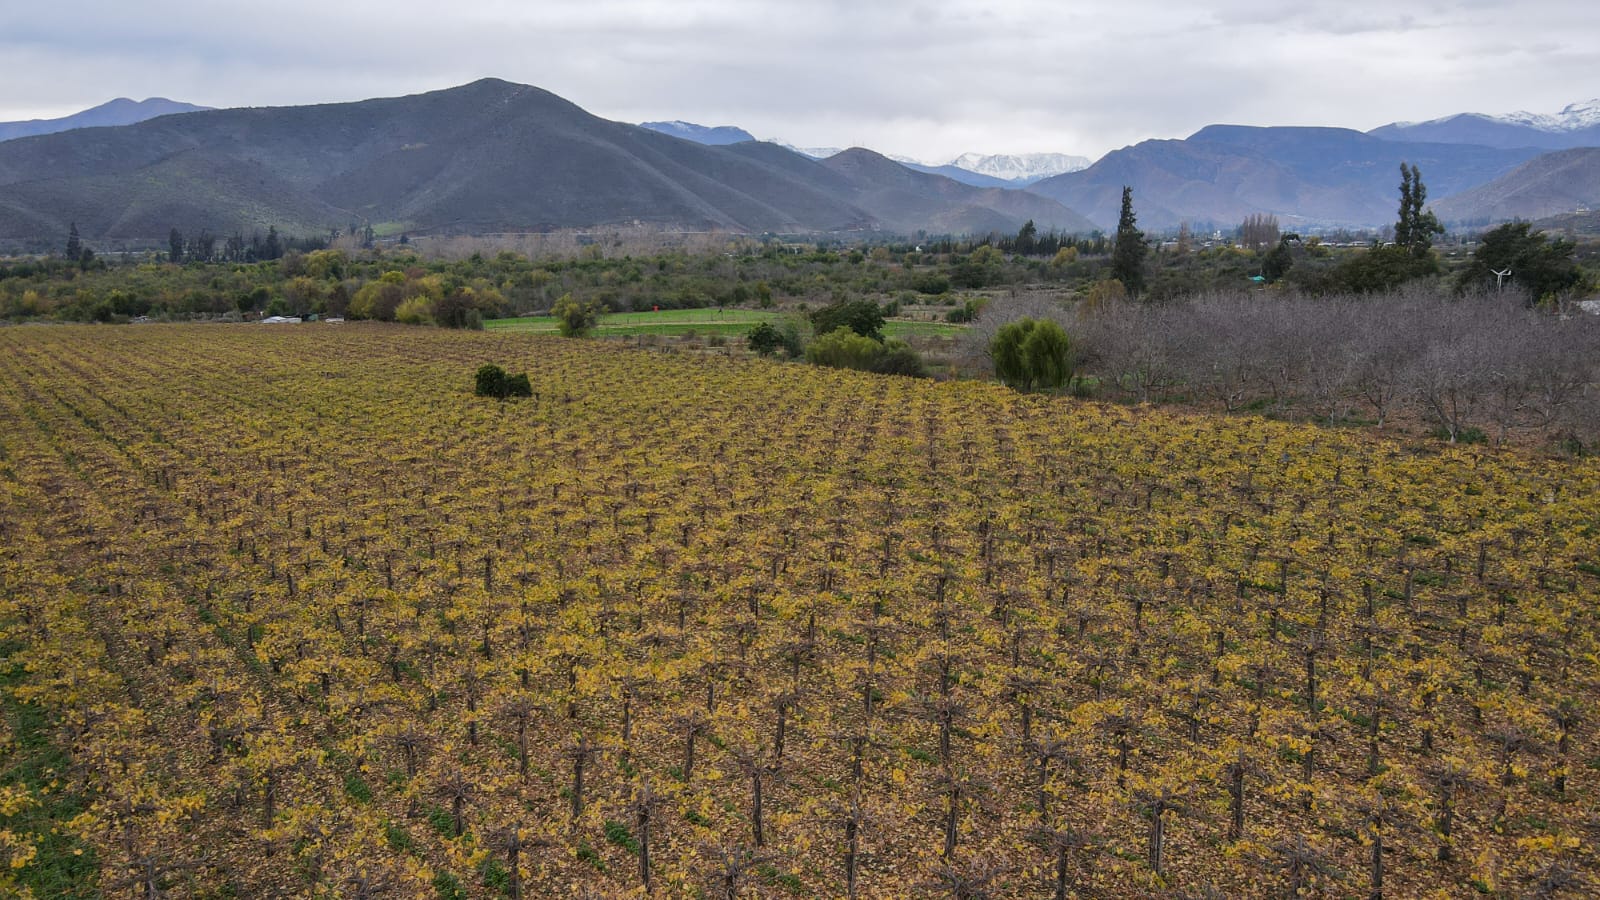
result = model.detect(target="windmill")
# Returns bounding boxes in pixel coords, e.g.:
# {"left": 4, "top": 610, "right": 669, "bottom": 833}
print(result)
{"left": 1491, "top": 268, "right": 1512, "bottom": 291}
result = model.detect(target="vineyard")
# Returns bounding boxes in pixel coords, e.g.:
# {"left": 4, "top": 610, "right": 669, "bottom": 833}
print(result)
{"left": 1, "top": 323, "right": 1597, "bottom": 898}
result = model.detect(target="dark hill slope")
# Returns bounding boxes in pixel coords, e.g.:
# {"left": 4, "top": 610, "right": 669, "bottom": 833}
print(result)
{"left": 1432, "top": 148, "right": 1600, "bottom": 225}
{"left": 0, "top": 80, "right": 1093, "bottom": 241}
{"left": 0, "top": 150, "right": 346, "bottom": 238}
{"left": 1028, "top": 138, "right": 1303, "bottom": 231}
{"left": 305, "top": 83, "right": 872, "bottom": 233}
{"left": 1189, "top": 126, "right": 1540, "bottom": 199}
{"left": 0, "top": 79, "right": 872, "bottom": 237}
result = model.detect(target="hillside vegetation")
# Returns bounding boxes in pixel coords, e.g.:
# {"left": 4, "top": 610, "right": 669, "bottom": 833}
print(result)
{"left": 0, "top": 80, "right": 1088, "bottom": 246}
{"left": 1, "top": 325, "right": 1596, "bottom": 897}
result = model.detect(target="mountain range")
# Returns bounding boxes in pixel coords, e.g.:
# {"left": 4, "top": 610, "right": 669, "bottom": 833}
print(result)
{"left": 1030, "top": 125, "right": 1545, "bottom": 231}
{"left": 1369, "top": 100, "right": 1600, "bottom": 150}
{"left": 648, "top": 104, "right": 1596, "bottom": 229}
{"left": 886, "top": 153, "right": 1089, "bottom": 188}
{"left": 0, "top": 84, "right": 1595, "bottom": 243}
{"left": 0, "top": 97, "right": 211, "bottom": 142}
{"left": 641, "top": 124, "right": 1090, "bottom": 189}
{"left": 0, "top": 79, "right": 1089, "bottom": 242}
{"left": 948, "top": 153, "right": 1091, "bottom": 183}
{"left": 657, "top": 125, "right": 1091, "bottom": 188}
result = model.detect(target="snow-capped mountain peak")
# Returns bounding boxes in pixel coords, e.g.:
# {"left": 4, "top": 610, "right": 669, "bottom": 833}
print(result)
{"left": 946, "top": 152, "right": 1090, "bottom": 181}
{"left": 1467, "top": 100, "right": 1600, "bottom": 133}
{"left": 1550, "top": 99, "right": 1600, "bottom": 130}
{"left": 857, "top": 151, "right": 1092, "bottom": 183}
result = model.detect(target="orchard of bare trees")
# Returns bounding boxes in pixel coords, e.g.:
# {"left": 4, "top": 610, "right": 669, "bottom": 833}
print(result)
{"left": 975, "top": 288, "right": 1600, "bottom": 450}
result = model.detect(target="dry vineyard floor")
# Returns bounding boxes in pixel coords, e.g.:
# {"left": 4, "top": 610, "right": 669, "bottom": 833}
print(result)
{"left": 0, "top": 322, "right": 1596, "bottom": 898}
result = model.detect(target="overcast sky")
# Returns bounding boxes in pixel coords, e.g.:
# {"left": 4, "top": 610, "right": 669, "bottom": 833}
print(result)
{"left": 1, "top": 0, "right": 1596, "bottom": 162}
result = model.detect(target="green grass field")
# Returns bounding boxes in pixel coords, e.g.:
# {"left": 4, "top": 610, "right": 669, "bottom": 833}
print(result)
{"left": 486, "top": 308, "right": 964, "bottom": 339}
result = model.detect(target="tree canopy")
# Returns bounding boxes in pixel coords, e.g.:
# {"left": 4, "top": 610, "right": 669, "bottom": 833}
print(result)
{"left": 810, "top": 298, "right": 885, "bottom": 341}
{"left": 990, "top": 316, "right": 1073, "bottom": 392}
{"left": 1455, "top": 221, "right": 1584, "bottom": 305}
{"left": 1394, "top": 163, "right": 1443, "bottom": 258}
{"left": 1111, "top": 187, "right": 1148, "bottom": 297}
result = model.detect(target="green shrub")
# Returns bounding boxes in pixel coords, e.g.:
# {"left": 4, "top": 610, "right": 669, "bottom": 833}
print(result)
{"left": 475, "top": 364, "right": 507, "bottom": 398}
{"left": 806, "top": 328, "right": 925, "bottom": 378}
{"left": 912, "top": 272, "right": 951, "bottom": 295}
{"left": 552, "top": 293, "right": 602, "bottom": 337}
{"left": 475, "top": 365, "right": 533, "bottom": 399}
{"left": 806, "top": 327, "right": 883, "bottom": 370}
{"left": 870, "top": 340, "right": 926, "bottom": 377}
{"left": 945, "top": 297, "right": 988, "bottom": 323}
{"left": 776, "top": 316, "right": 809, "bottom": 358}
{"left": 991, "top": 317, "right": 1072, "bottom": 392}
{"left": 746, "top": 321, "right": 784, "bottom": 356}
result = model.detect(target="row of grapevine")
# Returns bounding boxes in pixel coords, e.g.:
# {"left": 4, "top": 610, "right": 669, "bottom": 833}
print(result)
{"left": 0, "top": 324, "right": 1595, "bottom": 897}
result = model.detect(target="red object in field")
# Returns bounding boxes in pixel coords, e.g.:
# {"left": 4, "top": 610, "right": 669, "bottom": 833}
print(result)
{"left": 653, "top": 305, "right": 659, "bottom": 312}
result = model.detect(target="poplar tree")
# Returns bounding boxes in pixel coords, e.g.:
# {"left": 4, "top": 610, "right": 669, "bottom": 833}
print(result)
{"left": 1394, "top": 163, "right": 1442, "bottom": 258}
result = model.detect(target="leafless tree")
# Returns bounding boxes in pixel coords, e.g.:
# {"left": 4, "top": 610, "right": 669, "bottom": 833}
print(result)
{"left": 969, "top": 284, "right": 1600, "bottom": 449}
{"left": 1237, "top": 213, "right": 1281, "bottom": 251}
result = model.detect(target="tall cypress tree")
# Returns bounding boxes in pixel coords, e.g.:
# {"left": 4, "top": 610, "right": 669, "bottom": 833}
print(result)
{"left": 1111, "top": 186, "right": 1148, "bottom": 297}
{"left": 65, "top": 222, "right": 81, "bottom": 261}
